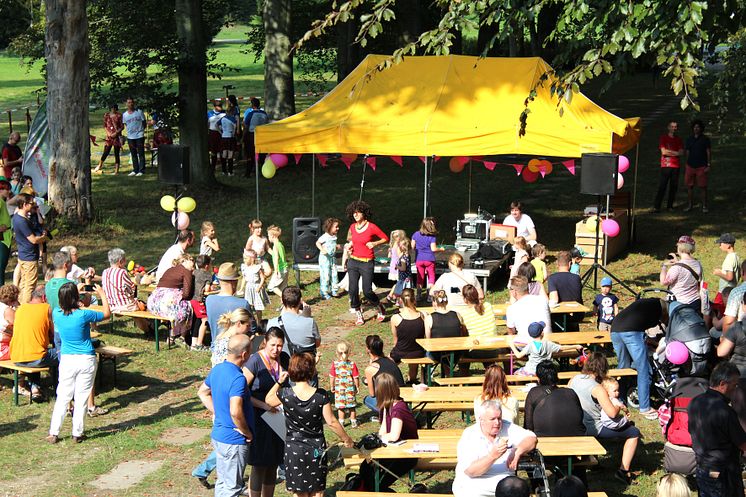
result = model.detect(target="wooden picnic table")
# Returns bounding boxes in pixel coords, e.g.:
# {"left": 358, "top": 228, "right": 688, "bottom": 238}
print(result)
{"left": 435, "top": 368, "right": 638, "bottom": 386}
{"left": 341, "top": 435, "right": 605, "bottom": 491}
{"left": 88, "top": 304, "right": 174, "bottom": 352}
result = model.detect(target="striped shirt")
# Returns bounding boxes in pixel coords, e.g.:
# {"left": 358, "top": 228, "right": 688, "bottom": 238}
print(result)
{"left": 460, "top": 301, "right": 497, "bottom": 339}
{"left": 102, "top": 267, "right": 136, "bottom": 310}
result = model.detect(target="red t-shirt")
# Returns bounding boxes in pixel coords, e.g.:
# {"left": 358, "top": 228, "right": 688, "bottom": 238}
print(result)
{"left": 1, "top": 143, "right": 22, "bottom": 179}
{"left": 659, "top": 134, "right": 684, "bottom": 168}
{"left": 348, "top": 222, "right": 388, "bottom": 260}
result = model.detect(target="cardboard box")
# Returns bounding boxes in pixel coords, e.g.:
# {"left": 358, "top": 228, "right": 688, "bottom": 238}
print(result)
{"left": 490, "top": 224, "right": 516, "bottom": 243}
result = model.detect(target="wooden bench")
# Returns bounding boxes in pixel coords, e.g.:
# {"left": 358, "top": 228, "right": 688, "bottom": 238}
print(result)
{"left": 338, "top": 493, "right": 607, "bottom": 497}
{"left": 89, "top": 305, "right": 175, "bottom": 352}
{"left": 436, "top": 368, "right": 638, "bottom": 386}
{"left": 97, "top": 345, "right": 134, "bottom": 387}
{"left": 0, "top": 360, "right": 50, "bottom": 406}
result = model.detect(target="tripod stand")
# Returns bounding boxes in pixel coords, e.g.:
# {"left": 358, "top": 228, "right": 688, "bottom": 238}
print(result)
{"left": 580, "top": 195, "right": 636, "bottom": 296}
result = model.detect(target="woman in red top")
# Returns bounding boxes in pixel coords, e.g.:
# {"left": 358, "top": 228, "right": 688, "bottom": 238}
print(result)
{"left": 93, "top": 104, "right": 124, "bottom": 174}
{"left": 344, "top": 200, "right": 388, "bottom": 326}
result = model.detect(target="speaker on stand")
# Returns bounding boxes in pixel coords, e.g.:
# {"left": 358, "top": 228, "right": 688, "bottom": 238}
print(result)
{"left": 292, "top": 217, "right": 321, "bottom": 263}
{"left": 158, "top": 144, "right": 191, "bottom": 185}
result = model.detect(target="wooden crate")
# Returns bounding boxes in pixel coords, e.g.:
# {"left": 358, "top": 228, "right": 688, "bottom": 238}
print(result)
{"left": 575, "top": 211, "right": 629, "bottom": 265}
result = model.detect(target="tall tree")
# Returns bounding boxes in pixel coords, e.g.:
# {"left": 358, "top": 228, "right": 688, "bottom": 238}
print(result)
{"left": 263, "top": 0, "right": 296, "bottom": 119}
{"left": 45, "top": 0, "right": 92, "bottom": 222}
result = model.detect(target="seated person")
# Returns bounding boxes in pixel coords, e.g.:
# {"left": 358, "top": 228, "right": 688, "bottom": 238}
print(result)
{"left": 547, "top": 251, "right": 583, "bottom": 305}
{"left": 362, "top": 334, "right": 405, "bottom": 417}
{"left": 101, "top": 248, "right": 151, "bottom": 334}
{"left": 506, "top": 276, "right": 551, "bottom": 341}
{"left": 453, "top": 399, "right": 537, "bottom": 497}
{"left": 501, "top": 201, "right": 537, "bottom": 246}
{"left": 495, "top": 476, "right": 530, "bottom": 497}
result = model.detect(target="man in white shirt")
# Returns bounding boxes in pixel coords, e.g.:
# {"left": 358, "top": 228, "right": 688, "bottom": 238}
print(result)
{"left": 502, "top": 201, "right": 537, "bottom": 246}
{"left": 155, "top": 229, "right": 194, "bottom": 282}
{"left": 122, "top": 98, "right": 147, "bottom": 176}
{"left": 453, "top": 399, "right": 537, "bottom": 497}
{"left": 506, "top": 276, "right": 551, "bottom": 341}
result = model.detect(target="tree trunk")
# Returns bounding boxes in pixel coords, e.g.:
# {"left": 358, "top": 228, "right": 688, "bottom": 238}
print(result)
{"left": 337, "top": 21, "right": 361, "bottom": 82}
{"left": 45, "top": 0, "right": 92, "bottom": 223}
{"left": 263, "top": 0, "right": 295, "bottom": 120}
{"left": 175, "top": 0, "right": 213, "bottom": 185}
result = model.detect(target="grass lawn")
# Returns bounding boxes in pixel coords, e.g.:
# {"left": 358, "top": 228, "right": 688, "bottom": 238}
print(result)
{"left": 1, "top": 26, "right": 745, "bottom": 497}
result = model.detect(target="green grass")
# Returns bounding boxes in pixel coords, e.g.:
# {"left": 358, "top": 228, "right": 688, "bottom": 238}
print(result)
{"left": 1, "top": 25, "right": 746, "bottom": 496}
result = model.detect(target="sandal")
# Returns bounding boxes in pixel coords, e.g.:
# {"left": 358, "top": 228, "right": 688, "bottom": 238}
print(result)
{"left": 87, "top": 405, "right": 109, "bottom": 417}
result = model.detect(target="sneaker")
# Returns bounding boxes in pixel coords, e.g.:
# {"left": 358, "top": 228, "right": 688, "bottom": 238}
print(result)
{"left": 135, "top": 172, "right": 143, "bottom": 177}
{"left": 355, "top": 310, "right": 365, "bottom": 326}
{"left": 276, "top": 467, "right": 286, "bottom": 482}
{"left": 376, "top": 304, "right": 386, "bottom": 322}
{"left": 683, "top": 204, "right": 693, "bottom": 212}
{"left": 338, "top": 417, "right": 346, "bottom": 426}
{"left": 46, "top": 434, "right": 59, "bottom": 444}
{"left": 614, "top": 468, "right": 631, "bottom": 485}
{"left": 128, "top": 171, "right": 136, "bottom": 176}
{"left": 350, "top": 419, "right": 359, "bottom": 428}
{"left": 195, "top": 476, "right": 211, "bottom": 489}
{"left": 640, "top": 409, "right": 658, "bottom": 420}
{"left": 87, "top": 405, "right": 109, "bottom": 417}
{"left": 702, "top": 206, "right": 709, "bottom": 213}
{"left": 191, "top": 344, "right": 209, "bottom": 352}
{"left": 370, "top": 415, "right": 379, "bottom": 423}
{"left": 321, "top": 294, "right": 332, "bottom": 300}
{"left": 72, "top": 435, "right": 85, "bottom": 443}
{"left": 349, "top": 308, "right": 358, "bottom": 314}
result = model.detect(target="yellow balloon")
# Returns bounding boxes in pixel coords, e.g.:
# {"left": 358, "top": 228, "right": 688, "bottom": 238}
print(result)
{"left": 527, "top": 158, "right": 541, "bottom": 173}
{"left": 127, "top": 260, "right": 135, "bottom": 271}
{"left": 160, "top": 195, "right": 176, "bottom": 211}
{"left": 585, "top": 216, "right": 599, "bottom": 233}
{"left": 177, "top": 196, "right": 197, "bottom": 213}
{"left": 262, "top": 158, "right": 277, "bottom": 179}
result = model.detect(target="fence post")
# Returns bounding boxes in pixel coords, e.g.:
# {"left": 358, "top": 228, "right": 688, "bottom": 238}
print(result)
{"left": 26, "top": 109, "right": 32, "bottom": 133}
{"left": 7, "top": 111, "right": 12, "bottom": 134}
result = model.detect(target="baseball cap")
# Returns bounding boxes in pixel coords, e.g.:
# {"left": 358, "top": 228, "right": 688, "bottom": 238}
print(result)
{"left": 600, "top": 277, "right": 612, "bottom": 287}
{"left": 716, "top": 233, "right": 736, "bottom": 245}
{"left": 528, "top": 321, "right": 545, "bottom": 338}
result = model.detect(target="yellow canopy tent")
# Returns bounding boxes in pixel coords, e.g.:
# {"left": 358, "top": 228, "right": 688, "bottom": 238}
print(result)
{"left": 255, "top": 54, "right": 640, "bottom": 157}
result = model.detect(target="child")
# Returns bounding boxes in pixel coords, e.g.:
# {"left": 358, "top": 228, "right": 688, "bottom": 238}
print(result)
{"left": 190, "top": 254, "right": 215, "bottom": 351}
{"left": 508, "top": 236, "right": 530, "bottom": 284}
{"left": 199, "top": 221, "right": 220, "bottom": 256}
{"left": 241, "top": 249, "right": 270, "bottom": 322}
{"left": 316, "top": 218, "right": 340, "bottom": 300}
{"left": 385, "top": 229, "right": 406, "bottom": 303}
{"left": 9, "top": 167, "right": 22, "bottom": 195}
{"left": 713, "top": 233, "right": 740, "bottom": 297}
{"left": 411, "top": 217, "right": 445, "bottom": 298}
{"left": 530, "top": 243, "right": 548, "bottom": 284}
{"left": 266, "top": 225, "right": 288, "bottom": 299}
{"left": 393, "top": 235, "right": 413, "bottom": 300}
{"left": 244, "top": 219, "right": 269, "bottom": 260}
{"left": 570, "top": 246, "right": 584, "bottom": 275}
{"left": 593, "top": 277, "right": 619, "bottom": 331}
{"left": 600, "top": 377, "right": 632, "bottom": 431}
{"left": 509, "top": 321, "right": 581, "bottom": 375}
{"left": 329, "top": 340, "right": 359, "bottom": 427}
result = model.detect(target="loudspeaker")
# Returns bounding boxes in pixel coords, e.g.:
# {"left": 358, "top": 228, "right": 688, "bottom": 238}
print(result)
{"left": 292, "top": 217, "right": 321, "bottom": 263}
{"left": 158, "top": 144, "right": 190, "bottom": 185}
{"left": 580, "top": 153, "right": 618, "bottom": 196}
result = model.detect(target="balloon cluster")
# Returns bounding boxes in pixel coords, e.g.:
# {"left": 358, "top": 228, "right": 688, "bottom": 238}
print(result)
{"left": 126, "top": 260, "right": 147, "bottom": 276}
{"left": 616, "top": 155, "right": 630, "bottom": 191}
{"left": 261, "top": 153, "right": 290, "bottom": 179}
{"left": 585, "top": 215, "right": 620, "bottom": 238}
{"left": 522, "top": 159, "right": 553, "bottom": 182}
{"left": 160, "top": 195, "right": 197, "bottom": 229}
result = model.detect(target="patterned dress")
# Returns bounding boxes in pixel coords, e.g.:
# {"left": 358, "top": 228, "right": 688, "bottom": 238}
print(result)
{"left": 241, "top": 262, "right": 270, "bottom": 311}
{"left": 103, "top": 112, "right": 123, "bottom": 147}
{"left": 330, "top": 360, "right": 359, "bottom": 409}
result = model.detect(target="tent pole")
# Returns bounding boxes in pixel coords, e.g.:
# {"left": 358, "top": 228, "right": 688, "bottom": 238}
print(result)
{"left": 359, "top": 154, "right": 368, "bottom": 201}
{"left": 311, "top": 155, "right": 316, "bottom": 217}
{"left": 468, "top": 159, "right": 473, "bottom": 212}
{"left": 423, "top": 156, "right": 428, "bottom": 218}
{"left": 630, "top": 144, "right": 640, "bottom": 243}
{"left": 255, "top": 155, "right": 260, "bottom": 218}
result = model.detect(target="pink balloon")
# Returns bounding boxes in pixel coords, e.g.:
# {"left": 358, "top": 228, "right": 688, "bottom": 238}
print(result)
{"left": 269, "top": 153, "right": 288, "bottom": 168}
{"left": 617, "top": 174, "right": 625, "bottom": 190}
{"left": 171, "top": 211, "right": 190, "bottom": 230}
{"left": 601, "top": 218, "right": 620, "bottom": 237}
{"left": 457, "top": 156, "right": 470, "bottom": 166}
{"left": 665, "top": 341, "right": 689, "bottom": 365}
{"left": 618, "top": 155, "right": 630, "bottom": 173}
{"left": 522, "top": 167, "right": 539, "bottom": 183}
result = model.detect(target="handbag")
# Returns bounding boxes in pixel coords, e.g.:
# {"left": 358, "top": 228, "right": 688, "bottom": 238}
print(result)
{"left": 277, "top": 316, "right": 316, "bottom": 356}
{"left": 670, "top": 262, "right": 709, "bottom": 314}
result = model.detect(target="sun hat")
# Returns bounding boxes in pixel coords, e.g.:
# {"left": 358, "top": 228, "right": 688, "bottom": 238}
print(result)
{"left": 528, "top": 321, "right": 545, "bottom": 338}
{"left": 715, "top": 233, "right": 736, "bottom": 245}
{"left": 216, "top": 262, "right": 239, "bottom": 281}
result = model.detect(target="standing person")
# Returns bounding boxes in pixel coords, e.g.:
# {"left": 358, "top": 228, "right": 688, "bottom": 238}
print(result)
{"left": 266, "top": 225, "right": 288, "bottom": 301}
{"left": 240, "top": 249, "right": 270, "bottom": 323}
{"left": 654, "top": 121, "right": 684, "bottom": 212}
{"left": 362, "top": 334, "right": 405, "bottom": 418}
{"left": 208, "top": 101, "right": 225, "bottom": 172}
{"left": 265, "top": 353, "right": 354, "bottom": 497}
{"left": 713, "top": 233, "right": 740, "bottom": 297}
{"left": 12, "top": 193, "right": 46, "bottom": 304}
{"left": 530, "top": 244, "right": 548, "bottom": 284}
{"left": 46, "top": 283, "right": 110, "bottom": 444}
{"left": 683, "top": 119, "right": 712, "bottom": 213}
{"left": 206, "top": 263, "right": 253, "bottom": 338}
{"left": 344, "top": 200, "right": 388, "bottom": 326}
{"left": 267, "top": 287, "right": 320, "bottom": 364}
{"left": 93, "top": 104, "right": 124, "bottom": 174}
{"left": 501, "top": 201, "right": 537, "bottom": 245}
{"left": 243, "top": 98, "right": 268, "bottom": 177}
{"left": 1, "top": 131, "right": 23, "bottom": 179}
{"left": 660, "top": 235, "right": 703, "bottom": 312}
{"left": 411, "top": 217, "right": 444, "bottom": 300}
{"left": 388, "top": 288, "right": 426, "bottom": 383}
{"left": 219, "top": 102, "right": 238, "bottom": 176}
{"left": 244, "top": 219, "right": 269, "bottom": 261}
{"left": 329, "top": 340, "right": 360, "bottom": 427}
{"left": 197, "top": 334, "right": 255, "bottom": 497}
{"left": 122, "top": 98, "right": 147, "bottom": 177}
{"left": 688, "top": 362, "right": 746, "bottom": 497}
{"left": 316, "top": 218, "right": 340, "bottom": 300}
{"left": 593, "top": 277, "right": 619, "bottom": 331}
{"left": 199, "top": 221, "right": 221, "bottom": 257}
{"left": 0, "top": 180, "right": 12, "bottom": 285}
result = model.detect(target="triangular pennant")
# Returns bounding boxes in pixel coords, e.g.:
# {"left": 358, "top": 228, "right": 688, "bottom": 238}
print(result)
{"left": 418, "top": 156, "right": 427, "bottom": 164}
{"left": 341, "top": 155, "right": 355, "bottom": 169}
{"left": 366, "top": 156, "right": 377, "bottom": 171}
{"left": 483, "top": 161, "right": 497, "bottom": 171}
{"left": 391, "top": 156, "right": 403, "bottom": 167}
{"left": 539, "top": 168, "right": 546, "bottom": 178}
{"left": 294, "top": 154, "right": 302, "bottom": 164}
{"left": 317, "top": 154, "right": 328, "bottom": 167}
{"left": 512, "top": 164, "right": 524, "bottom": 176}
{"left": 434, "top": 156, "right": 441, "bottom": 162}
{"left": 562, "top": 160, "right": 576, "bottom": 175}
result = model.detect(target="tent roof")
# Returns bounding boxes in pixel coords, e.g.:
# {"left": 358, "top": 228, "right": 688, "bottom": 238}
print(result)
{"left": 255, "top": 55, "right": 640, "bottom": 158}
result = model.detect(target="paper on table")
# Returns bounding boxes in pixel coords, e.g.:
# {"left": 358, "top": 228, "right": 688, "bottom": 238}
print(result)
{"left": 261, "top": 407, "right": 286, "bottom": 440}
{"left": 409, "top": 443, "right": 440, "bottom": 453}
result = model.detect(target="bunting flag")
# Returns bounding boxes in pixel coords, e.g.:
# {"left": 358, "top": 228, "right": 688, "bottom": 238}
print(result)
{"left": 539, "top": 168, "right": 547, "bottom": 178}
{"left": 294, "top": 154, "right": 302, "bottom": 164}
{"left": 317, "top": 154, "right": 329, "bottom": 167}
{"left": 341, "top": 155, "right": 355, "bottom": 169}
{"left": 434, "top": 155, "right": 441, "bottom": 162}
{"left": 418, "top": 156, "right": 427, "bottom": 164}
{"left": 391, "top": 156, "right": 403, "bottom": 167}
{"left": 512, "top": 164, "right": 524, "bottom": 176}
{"left": 483, "top": 161, "right": 497, "bottom": 171}
{"left": 562, "top": 159, "right": 576, "bottom": 175}
{"left": 366, "top": 156, "right": 377, "bottom": 171}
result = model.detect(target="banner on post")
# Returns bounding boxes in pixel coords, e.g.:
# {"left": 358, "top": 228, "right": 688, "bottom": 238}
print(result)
{"left": 21, "top": 100, "right": 50, "bottom": 196}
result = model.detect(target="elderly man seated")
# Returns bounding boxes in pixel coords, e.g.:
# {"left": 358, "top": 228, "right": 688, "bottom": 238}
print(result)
{"left": 453, "top": 399, "right": 537, "bottom": 497}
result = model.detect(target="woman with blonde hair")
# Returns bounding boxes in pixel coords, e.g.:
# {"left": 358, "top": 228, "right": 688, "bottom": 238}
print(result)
{"left": 389, "top": 288, "right": 426, "bottom": 382}
{"left": 429, "top": 252, "right": 482, "bottom": 307}
{"left": 656, "top": 473, "right": 691, "bottom": 497}
{"left": 474, "top": 363, "right": 520, "bottom": 422}
{"left": 210, "top": 308, "right": 253, "bottom": 366}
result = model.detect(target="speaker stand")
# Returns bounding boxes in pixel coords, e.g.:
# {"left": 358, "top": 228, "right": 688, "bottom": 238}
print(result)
{"left": 580, "top": 196, "right": 636, "bottom": 296}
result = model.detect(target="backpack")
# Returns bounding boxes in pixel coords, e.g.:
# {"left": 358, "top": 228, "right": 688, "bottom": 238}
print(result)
{"left": 661, "top": 376, "right": 708, "bottom": 446}
{"left": 277, "top": 315, "right": 316, "bottom": 356}
{"left": 472, "top": 240, "right": 511, "bottom": 261}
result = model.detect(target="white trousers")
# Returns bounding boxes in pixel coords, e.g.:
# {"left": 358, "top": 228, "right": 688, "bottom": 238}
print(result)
{"left": 49, "top": 354, "right": 97, "bottom": 437}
